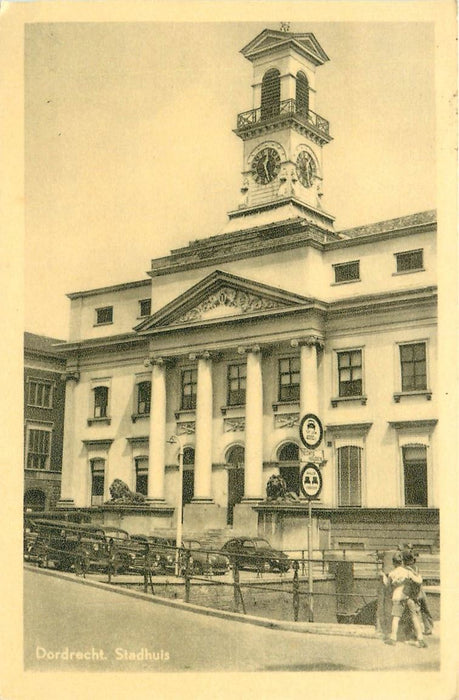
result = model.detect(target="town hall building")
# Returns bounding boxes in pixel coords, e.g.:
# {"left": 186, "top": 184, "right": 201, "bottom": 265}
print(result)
{"left": 55, "top": 29, "right": 439, "bottom": 552}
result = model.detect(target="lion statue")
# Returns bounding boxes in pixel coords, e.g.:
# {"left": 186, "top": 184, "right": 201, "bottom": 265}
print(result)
{"left": 106, "top": 479, "right": 146, "bottom": 504}
{"left": 266, "top": 474, "right": 299, "bottom": 502}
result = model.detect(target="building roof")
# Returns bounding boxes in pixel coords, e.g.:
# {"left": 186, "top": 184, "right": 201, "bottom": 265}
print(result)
{"left": 338, "top": 210, "right": 436, "bottom": 239}
{"left": 24, "top": 332, "right": 65, "bottom": 358}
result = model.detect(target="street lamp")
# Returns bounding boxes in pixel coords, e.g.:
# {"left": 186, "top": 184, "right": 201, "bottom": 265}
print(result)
{"left": 167, "top": 434, "right": 183, "bottom": 577}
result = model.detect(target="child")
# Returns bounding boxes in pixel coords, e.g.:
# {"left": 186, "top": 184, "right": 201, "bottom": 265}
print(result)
{"left": 382, "top": 551, "right": 427, "bottom": 648}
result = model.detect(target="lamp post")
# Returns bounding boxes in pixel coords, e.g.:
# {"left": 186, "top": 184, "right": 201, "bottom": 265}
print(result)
{"left": 167, "top": 435, "right": 183, "bottom": 577}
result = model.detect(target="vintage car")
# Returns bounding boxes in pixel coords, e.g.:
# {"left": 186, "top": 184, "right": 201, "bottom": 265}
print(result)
{"left": 28, "top": 520, "right": 144, "bottom": 574}
{"left": 221, "top": 537, "right": 291, "bottom": 573}
{"left": 180, "top": 539, "right": 229, "bottom": 576}
{"left": 130, "top": 534, "right": 176, "bottom": 574}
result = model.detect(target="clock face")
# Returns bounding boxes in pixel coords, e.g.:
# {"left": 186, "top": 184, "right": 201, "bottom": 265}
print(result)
{"left": 251, "top": 147, "right": 281, "bottom": 185}
{"left": 296, "top": 150, "right": 316, "bottom": 188}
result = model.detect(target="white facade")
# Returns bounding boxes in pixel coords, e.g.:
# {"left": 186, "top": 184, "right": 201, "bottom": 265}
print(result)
{"left": 57, "top": 29, "right": 438, "bottom": 548}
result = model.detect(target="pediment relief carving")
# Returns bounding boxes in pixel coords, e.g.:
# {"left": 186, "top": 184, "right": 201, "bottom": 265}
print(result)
{"left": 173, "top": 286, "right": 287, "bottom": 324}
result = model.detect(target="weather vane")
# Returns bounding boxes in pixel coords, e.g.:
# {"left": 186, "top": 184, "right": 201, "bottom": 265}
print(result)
{"left": 280, "top": 22, "right": 291, "bottom": 33}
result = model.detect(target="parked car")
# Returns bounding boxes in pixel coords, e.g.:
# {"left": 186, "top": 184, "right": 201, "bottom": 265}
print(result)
{"left": 181, "top": 539, "right": 229, "bottom": 576}
{"left": 130, "top": 534, "right": 176, "bottom": 574}
{"left": 221, "top": 537, "right": 291, "bottom": 573}
{"left": 27, "top": 520, "right": 142, "bottom": 574}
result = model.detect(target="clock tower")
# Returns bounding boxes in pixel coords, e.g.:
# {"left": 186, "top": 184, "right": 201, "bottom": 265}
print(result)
{"left": 229, "top": 28, "right": 334, "bottom": 232}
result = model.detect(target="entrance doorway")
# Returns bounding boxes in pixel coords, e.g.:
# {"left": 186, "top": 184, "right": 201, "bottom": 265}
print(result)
{"left": 226, "top": 445, "right": 245, "bottom": 526}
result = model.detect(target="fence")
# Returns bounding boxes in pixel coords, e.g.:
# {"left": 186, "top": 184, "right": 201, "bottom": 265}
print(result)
{"left": 25, "top": 531, "right": 388, "bottom": 625}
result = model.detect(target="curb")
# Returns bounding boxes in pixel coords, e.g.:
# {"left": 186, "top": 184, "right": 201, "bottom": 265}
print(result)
{"left": 25, "top": 564, "right": 376, "bottom": 639}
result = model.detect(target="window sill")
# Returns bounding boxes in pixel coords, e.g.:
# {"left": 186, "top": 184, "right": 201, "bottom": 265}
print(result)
{"left": 26, "top": 405, "right": 53, "bottom": 410}
{"left": 175, "top": 408, "right": 196, "bottom": 419}
{"left": 131, "top": 413, "right": 150, "bottom": 423}
{"left": 330, "top": 279, "right": 361, "bottom": 286}
{"left": 393, "top": 390, "right": 432, "bottom": 403}
{"left": 331, "top": 396, "right": 367, "bottom": 408}
{"left": 221, "top": 404, "right": 245, "bottom": 416}
{"left": 87, "top": 417, "right": 111, "bottom": 426}
{"left": 272, "top": 400, "right": 300, "bottom": 412}
{"left": 392, "top": 269, "right": 425, "bottom": 276}
{"left": 93, "top": 322, "right": 113, "bottom": 327}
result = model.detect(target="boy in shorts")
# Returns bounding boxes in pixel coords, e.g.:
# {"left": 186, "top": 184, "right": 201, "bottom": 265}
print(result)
{"left": 383, "top": 551, "right": 427, "bottom": 647}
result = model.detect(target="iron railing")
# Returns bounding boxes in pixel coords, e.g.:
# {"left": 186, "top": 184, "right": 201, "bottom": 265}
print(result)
{"left": 236, "top": 99, "right": 330, "bottom": 135}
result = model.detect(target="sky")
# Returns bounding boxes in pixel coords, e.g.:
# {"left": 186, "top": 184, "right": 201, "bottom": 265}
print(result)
{"left": 24, "top": 21, "right": 436, "bottom": 339}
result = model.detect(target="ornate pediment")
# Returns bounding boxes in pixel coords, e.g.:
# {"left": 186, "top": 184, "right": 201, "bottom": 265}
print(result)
{"left": 135, "top": 269, "right": 313, "bottom": 333}
{"left": 175, "top": 286, "right": 286, "bottom": 324}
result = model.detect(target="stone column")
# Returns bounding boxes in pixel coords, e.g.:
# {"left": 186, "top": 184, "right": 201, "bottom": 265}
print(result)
{"left": 193, "top": 351, "right": 213, "bottom": 501}
{"left": 292, "top": 336, "right": 324, "bottom": 417}
{"left": 57, "top": 370, "right": 80, "bottom": 507}
{"left": 148, "top": 358, "right": 166, "bottom": 501}
{"left": 244, "top": 345, "right": 264, "bottom": 500}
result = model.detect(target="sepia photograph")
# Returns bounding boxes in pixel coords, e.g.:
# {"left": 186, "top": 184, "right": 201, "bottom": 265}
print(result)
{"left": 1, "top": 1, "right": 457, "bottom": 699}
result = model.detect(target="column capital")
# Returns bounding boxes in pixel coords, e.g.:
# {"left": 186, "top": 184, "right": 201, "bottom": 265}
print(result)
{"left": 144, "top": 356, "right": 165, "bottom": 368}
{"left": 61, "top": 370, "right": 80, "bottom": 383}
{"left": 189, "top": 350, "right": 212, "bottom": 361}
{"left": 290, "top": 335, "right": 324, "bottom": 350}
{"left": 237, "top": 344, "right": 261, "bottom": 355}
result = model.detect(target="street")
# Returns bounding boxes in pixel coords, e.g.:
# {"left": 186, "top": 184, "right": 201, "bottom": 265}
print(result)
{"left": 24, "top": 567, "right": 440, "bottom": 672}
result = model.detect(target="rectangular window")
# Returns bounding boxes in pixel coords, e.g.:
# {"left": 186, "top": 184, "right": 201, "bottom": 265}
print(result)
{"left": 227, "top": 364, "right": 247, "bottom": 406}
{"left": 338, "top": 445, "right": 362, "bottom": 506}
{"left": 338, "top": 350, "right": 362, "bottom": 397}
{"left": 333, "top": 260, "right": 360, "bottom": 283}
{"left": 27, "top": 428, "right": 51, "bottom": 470}
{"left": 28, "top": 379, "right": 53, "bottom": 408}
{"left": 403, "top": 445, "right": 427, "bottom": 506}
{"left": 91, "top": 459, "right": 105, "bottom": 506}
{"left": 137, "top": 381, "right": 151, "bottom": 415}
{"left": 278, "top": 357, "right": 300, "bottom": 402}
{"left": 396, "top": 249, "right": 423, "bottom": 273}
{"left": 95, "top": 306, "right": 113, "bottom": 325}
{"left": 135, "top": 457, "right": 148, "bottom": 496}
{"left": 139, "top": 299, "right": 151, "bottom": 317}
{"left": 94, "top": 386, "right": 109, "bottom": 418}
{"left": 400, "top": 342, "right": 427, "bottom": 392}
{"left": 181, "top": 369, "right": 197, "bottom": 410}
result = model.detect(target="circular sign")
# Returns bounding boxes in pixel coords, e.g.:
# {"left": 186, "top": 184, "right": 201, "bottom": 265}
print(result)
{"left": 300, "top": 463, "right": 323, "bottom": 499}
{"left": 299, "top": 413, "right": 323, "bottom": 450}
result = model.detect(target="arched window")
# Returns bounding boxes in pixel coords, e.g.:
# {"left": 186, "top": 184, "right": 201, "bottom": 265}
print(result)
{"left": 93, "top": 386, "right": 108, "bottom": 418}
{"left": 278, "top": 442, "right": 299, "bottom": 462}
{"left": 337, "top": 446, "right": 362, "bottom": 506}
{"left": 296, "top": 71, "right": 309, "bottom": 116}
{"left": 226, "top": 445, "right": 245, "bottom": 467}
{"left": 226, "top": 445, "right": 245, "bottom": 526}
{"left": 278, "top": 442, "right": 300, "bottom": 495}
{"left": 261, "top": 69, "right": 280, "bottom": 120}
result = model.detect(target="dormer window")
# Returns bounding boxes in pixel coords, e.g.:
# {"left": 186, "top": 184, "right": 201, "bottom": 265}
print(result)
{"left": 261, "top": 68, "right": 280, "bottom": 120}
{"left": 95, "top": 306, "right": 113, "bottom": 325}
{"left": 296, "top": 71, "right": 309, "bottom": 115}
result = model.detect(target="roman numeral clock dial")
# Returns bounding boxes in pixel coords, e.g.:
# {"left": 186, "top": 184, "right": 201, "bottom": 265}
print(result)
{"left": 251, "top": 147, "right": 281, "bottom": 185}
